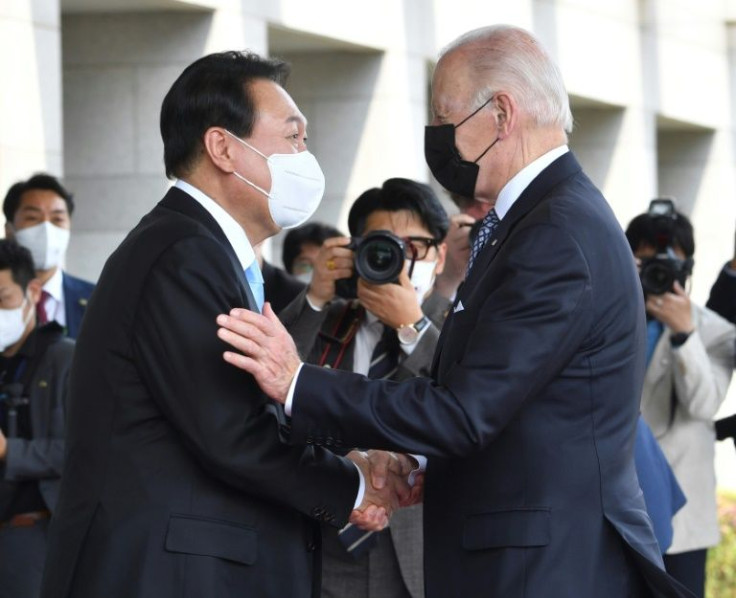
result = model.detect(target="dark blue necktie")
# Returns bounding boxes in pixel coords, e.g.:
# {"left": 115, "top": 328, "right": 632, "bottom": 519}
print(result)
{"left": 467, "top": 208, "right": 500, "bottom": 275}
{"left": 367, "top": 324, "right": 400, "bottom": 380}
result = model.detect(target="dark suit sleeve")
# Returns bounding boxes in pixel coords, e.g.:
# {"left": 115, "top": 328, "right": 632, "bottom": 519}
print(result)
{"left": 706, "top": 264, "right": 736, "bottom": 325}
{"left": 279, "top": 288, "right": 330, "bottom": 360}
{"left": 132, "top": 236, "right": 358, "bottom": 525}
{"left": 290, "top": 223, "right": 593, "bottom": 458}
{"left": 3, "top": 341, "right": 73, "bottom": 481}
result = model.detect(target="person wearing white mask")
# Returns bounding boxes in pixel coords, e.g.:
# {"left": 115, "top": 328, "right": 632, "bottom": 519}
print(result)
{"left": 0, "top": 239, "right": 74, "bottom": 598}
{"left": 3, "top": 173, "right": 95, "bottom": 339}
{"left": 39, "top": 51, "right": 408, "bottom": 598}
{"left": 282, "top": 222, "right": 345, "bottom": 285}
{"left": 278, "top": 177, "right": 450, "bottom": 598}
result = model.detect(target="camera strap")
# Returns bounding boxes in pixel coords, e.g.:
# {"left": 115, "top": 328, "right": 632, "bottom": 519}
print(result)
{"left": 317, "top": 301, "right": 364, "bottom": 370}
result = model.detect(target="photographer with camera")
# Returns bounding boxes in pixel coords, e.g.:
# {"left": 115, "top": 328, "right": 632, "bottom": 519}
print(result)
{"left": 625, "top": 202, "right": 736, "bottom": 597}
{"left": 0, "top": 240, "right": 74, "bottom": 598}
{"left": 278, "top": 177, "right": 450, "bottom": 598}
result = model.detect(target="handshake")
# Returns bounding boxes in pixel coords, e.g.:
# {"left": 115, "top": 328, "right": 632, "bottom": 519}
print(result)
{"left": 346, "top": 449, "right": 424, "bottom": 532}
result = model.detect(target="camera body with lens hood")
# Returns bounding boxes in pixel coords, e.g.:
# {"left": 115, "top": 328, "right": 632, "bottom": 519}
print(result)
{"left": 335, "top": 230, "right": 410, "bottom": 299}
{"left": 639, "top": 198, "right": 693, "bottom": 296}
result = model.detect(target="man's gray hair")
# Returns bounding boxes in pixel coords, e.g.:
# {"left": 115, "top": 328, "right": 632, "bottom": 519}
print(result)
{"left": 440, "top": 25, "right": 573, "bottom": 133}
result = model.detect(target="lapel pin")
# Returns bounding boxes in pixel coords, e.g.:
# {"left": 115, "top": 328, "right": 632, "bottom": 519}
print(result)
{"left": 79, "top": 298, "right": 88, "bottom": 306}
{"left": 39, "top": 380, "right": 48, "bottom": 388}
{"left": 491, "top": 239, "right": 498, "bottom": 246}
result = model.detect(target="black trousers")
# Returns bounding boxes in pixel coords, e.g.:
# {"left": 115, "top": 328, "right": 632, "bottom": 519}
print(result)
{"left": 0, "top": 519, "right": 49, "bottom": 598}
{"left": 663, "top": 549, "right": 707, "bottom": 598}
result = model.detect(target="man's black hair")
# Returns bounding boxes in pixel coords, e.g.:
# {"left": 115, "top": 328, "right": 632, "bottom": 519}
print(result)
{"left": 3, "top": 173, "right": 74, "bottom": 223}
{"left": 0, "top": 239, "right": 36, "bottom": 291}
{"left": 282, "top": 222, "right": 344, "bottom": 274}
{"left": 160, "top": 50, "right": 290, "bottom": 179}
{"left": 625, "top": 210, "right": 695, "bottom": 258}
{"left": 348, "top": 178, "right": 450, "bottom": 241}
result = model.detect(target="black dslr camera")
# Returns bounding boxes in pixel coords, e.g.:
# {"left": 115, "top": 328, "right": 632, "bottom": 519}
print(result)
{"left": 639, "top": 198, "right": 693, "bottom": 296}
{"left": 335, "top": 230, "right": 409, "bottom": 299}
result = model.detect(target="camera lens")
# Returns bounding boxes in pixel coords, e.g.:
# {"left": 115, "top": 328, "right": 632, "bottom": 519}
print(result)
{"left": 354, "top": 231, "right": 406, "bottom": 284}
{"left": 640, "top": 259, "right": 675, "bottom": 296}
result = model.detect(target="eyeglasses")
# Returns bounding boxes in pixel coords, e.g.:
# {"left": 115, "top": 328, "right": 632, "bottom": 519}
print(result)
{"left": 401, "top": 236, "right": 439, "bottom": 260}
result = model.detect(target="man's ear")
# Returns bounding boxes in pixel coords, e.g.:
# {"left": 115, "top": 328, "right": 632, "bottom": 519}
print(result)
{"left": 202, "top": 127, "right": 238, "bottom": 174}
{"left": 493, "top": 92, "right": 516, "bottom": 139}
{"left": 434, "top": 242, "right": 448, "bottom": 276}
{"left": 26, "top": 278, "right": 42, "bottom": 307}
{"left": 4, "top": 222, "right": 14, "bottom": 239}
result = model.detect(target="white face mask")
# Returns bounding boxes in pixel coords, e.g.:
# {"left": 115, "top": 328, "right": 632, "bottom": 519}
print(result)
{"left": 294, "top": 271, "right": 313, "bottom": 286}
{"left": 408, "top": 259, "right": 437, "bottom": 305}
{"left": 0, "top": 297, "right": 32, "bottom": 352}
{"left": 14, "top": 221, "right": 70, "bottom": 270}
{"left": 225, "top": 130, "right": 326, "bottom": 230}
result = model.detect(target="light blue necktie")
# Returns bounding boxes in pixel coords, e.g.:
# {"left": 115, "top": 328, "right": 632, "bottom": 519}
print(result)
{"left": 244, "top": 261, "right": 265, "bottom": 312}
{"left": 467, "top": 208, "right": 500, "bottom": 275}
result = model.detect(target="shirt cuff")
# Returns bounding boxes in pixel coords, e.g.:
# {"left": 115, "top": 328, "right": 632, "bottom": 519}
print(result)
{"left": 284, "top": 362, "right": 305, "bottom": 417}
{"left": 305, "top": 293, "right": 325, "bottom": 312}
{"left": 399, "top": 324, "right": 430, "bottom": 356}
{"left": 352, "top": 461, "right": 366, "bottom": 509}
{"left": 407, "top": 454, "right": 427, "bottom": 486}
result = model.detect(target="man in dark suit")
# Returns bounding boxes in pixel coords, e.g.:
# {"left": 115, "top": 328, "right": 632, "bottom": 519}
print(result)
{"left": 0, "top": 240, "right": 74, "bottom": 598}
{"left": 39, "top": 51, "right": 400, "bottom": 598}
{"left": 3, "top": 174, "right": 95, "bottom": 339}
{"left": 216, "top": 25, "right": 695, "bottom": 597}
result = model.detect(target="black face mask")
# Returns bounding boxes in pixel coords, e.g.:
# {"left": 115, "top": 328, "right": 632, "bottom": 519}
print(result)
{"left": 424, "top": 96, "right": 499, "bottom": 199}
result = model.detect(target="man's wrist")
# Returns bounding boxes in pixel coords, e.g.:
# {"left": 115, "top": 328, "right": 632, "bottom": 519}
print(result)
{"left": 670, "top": 330, "right": 693, "bottom": 348}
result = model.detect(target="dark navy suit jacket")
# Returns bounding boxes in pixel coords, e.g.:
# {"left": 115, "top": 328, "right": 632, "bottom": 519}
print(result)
{"left": 290, "top": 152, "right": 694, "bottom": 597}
{"left": 40, "top": 188, "right": 358, "bottom": 598}
{"left": 61, "top": 272, "right": 95, "bottom": 339}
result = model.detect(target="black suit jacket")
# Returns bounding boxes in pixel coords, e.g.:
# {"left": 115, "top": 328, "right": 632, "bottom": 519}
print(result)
{"left": 261, "top": 259, "right": 306, "bottom": 314}
{"left": 61, "top": 272, "right": 95, "bottom": 339}
{"left": 1, "top": 324, "right": 74, "bottom": 513}
{"left": 40, "top": 187, "right": 358, "bottom": 598}
{"left": 289, "top": 153, "right": 693, "bottom": 597}
{"left": 706, "top": 263, "right": 736, "bottom": 325}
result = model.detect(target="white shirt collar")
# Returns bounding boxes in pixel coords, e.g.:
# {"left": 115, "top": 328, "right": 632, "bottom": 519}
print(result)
{"left": 494, "top": 145, "right": 569, "bottom": 220}
{"left": 174, "top": 179, "right": 255, "bottom": 271}
{"left": 44, "top": 267, "right": 64, "bottom": 302}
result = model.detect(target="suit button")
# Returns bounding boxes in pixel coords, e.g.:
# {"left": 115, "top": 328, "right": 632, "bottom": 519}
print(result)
{"left": 306, "top": 541, "right": 318, "bottom": 551}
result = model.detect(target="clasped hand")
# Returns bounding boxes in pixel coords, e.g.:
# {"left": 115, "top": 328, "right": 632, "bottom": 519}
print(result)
{"left": 346, "top": 450, "right": 424, "bottom": 531}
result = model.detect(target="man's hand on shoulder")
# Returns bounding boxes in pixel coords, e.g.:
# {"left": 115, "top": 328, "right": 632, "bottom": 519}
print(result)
{"left": 217, "top": 303, "right": 301, "bottom": 404}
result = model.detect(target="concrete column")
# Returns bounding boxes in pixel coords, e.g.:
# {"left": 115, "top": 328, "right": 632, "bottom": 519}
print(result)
{"left": 0, "top": 0, "right": 63, "bottom": 207}
{"left": 61, "top": 7, "right": 268, "bottom": 280}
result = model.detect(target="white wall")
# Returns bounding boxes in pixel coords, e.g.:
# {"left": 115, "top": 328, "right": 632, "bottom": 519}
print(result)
{"left": 0, "top": 0, "right": 63, "bottom": 202}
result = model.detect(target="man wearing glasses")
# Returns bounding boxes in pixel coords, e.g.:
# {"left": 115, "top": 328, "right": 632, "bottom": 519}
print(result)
{"left": 278, "top": 177, "right": 449, "bottom": 598}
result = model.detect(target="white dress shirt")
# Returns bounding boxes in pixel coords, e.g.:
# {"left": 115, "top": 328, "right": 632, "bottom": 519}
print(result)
{"left": 42, "top": 267, "right": 66, "bottom": 326}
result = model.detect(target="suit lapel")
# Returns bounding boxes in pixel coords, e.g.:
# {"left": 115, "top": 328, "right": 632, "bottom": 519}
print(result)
{"left": 432, "top": 152, "right": 583, "bottom": 378}
{"left": 158, "top": 187, "right": 259, "bottom": 312}
{"left": 464, "top": 151, "right": 583, "bottom": 289}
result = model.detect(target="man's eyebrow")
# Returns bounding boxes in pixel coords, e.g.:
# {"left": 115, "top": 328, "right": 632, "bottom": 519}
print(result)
{"left": 285, "top": 115, "right": 307, "bottom": 126}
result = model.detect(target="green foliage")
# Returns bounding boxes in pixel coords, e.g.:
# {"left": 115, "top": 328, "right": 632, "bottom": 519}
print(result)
{"left": 706, "top": 491, "right": 736, "bottom": 597}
